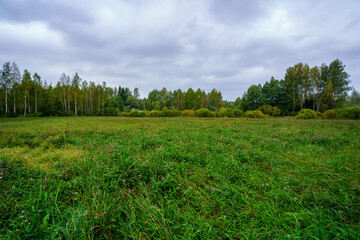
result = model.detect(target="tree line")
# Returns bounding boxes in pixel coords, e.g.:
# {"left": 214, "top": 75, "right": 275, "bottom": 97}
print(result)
{"left": 0, "top": 59, "right": 358, "bottom": 117}
{"left": 240, "top": 59, "right": 356, "bottom": 114}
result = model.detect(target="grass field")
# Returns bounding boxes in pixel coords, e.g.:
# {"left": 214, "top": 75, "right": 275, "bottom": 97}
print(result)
{"left": 0, "top": 117, "right": 359, "bottom": 239}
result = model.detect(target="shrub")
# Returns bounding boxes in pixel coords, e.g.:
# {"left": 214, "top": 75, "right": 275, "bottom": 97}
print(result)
{"left": 181, "top": 110, "right": 195, "bottom": 117}
{"left": 195, "top": 108, "right": 216, "bottom": 117}
{"left": 296, "top": 109, "right": 318, "bottom": 119}
{"left": 258, "top": 105, "right": 281, "bottom": 117}
{"left": 104, "top": 106, "right": 117, "bottom": 116}
{"left": 128, "top": 110, "right": 140, "bottom": 117}
{"left": 336, "top": 106, "right": 360, "bottom": 119}
{"left": 118, "top": 112, "right": 128, "bottom": 117}
{"left": 253, "top": 110, "right": 265, "bottom": 118}
{"left": 149, "top": 110, "right": 161, "bottom": 117}
{"left": 324, "top": 110, "right": 336, "bottom": 119}
{"left": 62, "top": 110, "right": 74, "bottom": 116}
{"left": 139, "top": 111, "right": 146, "bottom": 117}
{"left": 218, "top": 108, "right": 234, "bottom": 118}
{"left": 35, "top": 112, "right": 43, "bottom": 117}
{"left": 316, "top": 111, "right": 326, "bottom": 119}
{"left": 244, "top": 111, "right": 256, "bottom": 118}
{"left": 161, "top": 108, "right": 181, "bottom": 117}
{"left": 233, "top": 109, "right": 243, "bottom": 118}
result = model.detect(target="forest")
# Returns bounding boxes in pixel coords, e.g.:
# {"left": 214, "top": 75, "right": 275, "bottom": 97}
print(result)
{"left": 1, "top": 59, "right": 359, "bottom": 118}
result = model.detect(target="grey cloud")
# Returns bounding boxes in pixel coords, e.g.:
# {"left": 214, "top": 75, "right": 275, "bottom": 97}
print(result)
{"left": 0, "top": 0, "right": 92, "bottom": 26}
{"left": 121, "top": 41, "right": 182, "bottom": 59}
{"left": 0, "top": 0, "right": 359, "bottom": 100}
{"left": 209, "top": 0, "right": 268, "bottom": 24}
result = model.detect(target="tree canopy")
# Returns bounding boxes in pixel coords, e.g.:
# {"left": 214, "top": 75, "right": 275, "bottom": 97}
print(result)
{"left": 0, "top": 59, "right": 354, "bottom": 117}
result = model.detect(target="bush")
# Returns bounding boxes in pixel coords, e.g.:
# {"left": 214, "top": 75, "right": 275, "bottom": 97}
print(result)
{"left": 316, "top": 111, "right": 326, "bottom": 119}
{"left": 296, "top": 109, "right": 318, "bottom": 119}
{"left": 258, "top": 105, "right": 281, "bottom": 117}
{"left": 149, "top": 110, "right": 161, "bottom": 117}
{"left": 244, "top": 111, "right": 256, "bottom": 118}
{"left": 118, "top": 112, "right": 128, "bottom": 117}
{"left": 218, "top": 108, "right": 234, "bottom": 118}
{"left": 104, "top": 106, "right": 117, "bottom": 116}
{"left": 161, "top": 108, "right": 181, "bottom": 117}
{"left": 195, "top": 108, "right": 216, "bottom": 117}
{"left": 253, "top": 110, "right": 265, "bottom": 118}
{"left": 35, "top": 112, "right": 43, "bottom": 117}
{"left": 336, "top": 106, "right": 360, "bottom": 119}
{"left": 139, "top": 111, "right": 146, "bottom": 117}
{"left": 62, "top": 110, "right": 74, "bottom": 116}
{"left": 233, "top": 109, "right": 243, "bottom": 118}
{"left": 128, "top": 110, "right": 141, "bottom": 117}
{"left": 324, "top": 110, "right": 336, "bottom": 119}
{"left": 181, "top": 110, "right": 195, "bottom": 117}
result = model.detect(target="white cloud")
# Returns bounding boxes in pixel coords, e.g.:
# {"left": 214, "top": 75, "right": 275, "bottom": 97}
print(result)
{"left": 0, "top": 21, "right": 65, "bottom": 49}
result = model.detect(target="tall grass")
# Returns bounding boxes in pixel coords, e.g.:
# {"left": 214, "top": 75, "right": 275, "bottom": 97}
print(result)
{"left": 0, "top": 117, "right": 359, "bottom": 239}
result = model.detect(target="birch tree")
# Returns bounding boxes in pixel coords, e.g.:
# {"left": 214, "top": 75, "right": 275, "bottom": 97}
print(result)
{"left": 10, "top": 62, "right": 21, "bottom": 114}
{"left": 59, "top": 73, "right": 67, "bottom": 111}
{"left": 1, "top": 62, "right": 12, "bottom": 114}
{"left": 22, "top": 70, "right": 32, "bottom": 117}
{"left": 72, "top": 73, "right": 81, "bottom": 115}
{"left": 33, "top": 73, "right": 41, "bottom": 114}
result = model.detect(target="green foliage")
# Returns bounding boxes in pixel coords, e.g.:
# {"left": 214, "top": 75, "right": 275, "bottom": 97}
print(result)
{"left": 253, "top": 110, "right": 266, "bottom": 118}
{"left": 195, "top": 108, "right": 216, "bottom": 117}
{"left": 296, "top": 109, "right": 319, "bottom": 119}
{"left": 242, "top": 84, "right": 264, "bottom": 111}
{"left": 316, "top": 111, "right": 326, "bottom": 119}
{"left": 128, "top": 110, "right": 141, "bottom": 117}
{"left": 104, "top": 106, "right": 117, "bottom": 116}
{"left": 62, "top": 110, "right": 74, "bottom": 116}
{"left": 161, "top": 108, "right": 181, "bottom": 117}
{"left": 118, "top": 112, "right": 127, "bottom": 117}
{"left": 336, "top": 106, "right": 360, "bottom": 119}
{"left": 258, "top": 105, "right": 281, "bottom": 116}
{"left": 244, "top": 110, "right": 256, "bottom": 118}
{"left": 233, "top": 109, "right": 243, "bottom": 117}
{"left": 181, "top": 109, "right": 195, "bottom": 117}
{"left": 0, "top": 59, "right": 352, "bottom": 118}
{"left": 324, "top": 109, "right": 336, "bottom": 119}
{"left": 149, "top": 110, "right": 161, "bottom": 117}
{"left": 218, "top": 108, "right": 234, "bottom": 118}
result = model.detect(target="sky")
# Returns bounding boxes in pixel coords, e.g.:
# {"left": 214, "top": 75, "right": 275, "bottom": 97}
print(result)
{"left": 0, "top": 0, "right": 359, "bottom": 101}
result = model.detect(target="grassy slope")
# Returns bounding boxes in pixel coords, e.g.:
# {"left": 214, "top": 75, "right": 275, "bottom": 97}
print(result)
{"left": 0, "top": 117, "right": 359, "bottom": 239}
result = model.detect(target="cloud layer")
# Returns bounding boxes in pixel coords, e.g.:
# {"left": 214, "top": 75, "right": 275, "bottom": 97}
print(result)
{"left": 1, "top": 0, "right": 359, "bottom": 100}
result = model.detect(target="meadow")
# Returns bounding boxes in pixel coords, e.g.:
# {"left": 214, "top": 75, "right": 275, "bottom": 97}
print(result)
{"left": 0, "top": 117, "right": 359, "bottom": 239}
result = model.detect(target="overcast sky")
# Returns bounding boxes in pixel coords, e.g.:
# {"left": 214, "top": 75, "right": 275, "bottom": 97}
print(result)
{"left": 1, "top": 0, "right": 359, "bottom": 100}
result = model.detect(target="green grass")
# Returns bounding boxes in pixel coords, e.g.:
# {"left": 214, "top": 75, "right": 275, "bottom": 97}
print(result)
{"left": 0, "top": 117, "right": 359, "bottom": 239}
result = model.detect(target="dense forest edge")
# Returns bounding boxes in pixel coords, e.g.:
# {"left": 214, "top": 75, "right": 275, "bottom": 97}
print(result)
{"left": 1, "top": 59, "right": 360, "bottom": 119}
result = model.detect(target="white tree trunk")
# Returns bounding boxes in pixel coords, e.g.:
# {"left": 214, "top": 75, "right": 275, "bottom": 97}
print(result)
{"left": 68, "top": 87, "right": 70, "bottom": 111}
{"left": 24, "top": 92, "right": 27, "bottom": 117}
{"left": 14, "top": 90, "right": 16, "bottom": 113}
{"left": 28, "top": 94, "right": 31, "bottom": 113}
{"left": 75, "top": 89, "right": 77, "bottom": 115}
{"left": 63, "top": 88, "right": 66, "bottom": 111}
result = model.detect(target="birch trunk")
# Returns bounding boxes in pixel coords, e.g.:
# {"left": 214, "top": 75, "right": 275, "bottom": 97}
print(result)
{"left": 14, "top": 89, "right": 16, "bottom": 113}
{"left": 24, "top": 92, "right": 27, "bottom": 117}
{"left": 68, "top": 87, "right": 70, "bottom": 111}
{"left": 75, "top": 89, "right": 77, "bottom": 115}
